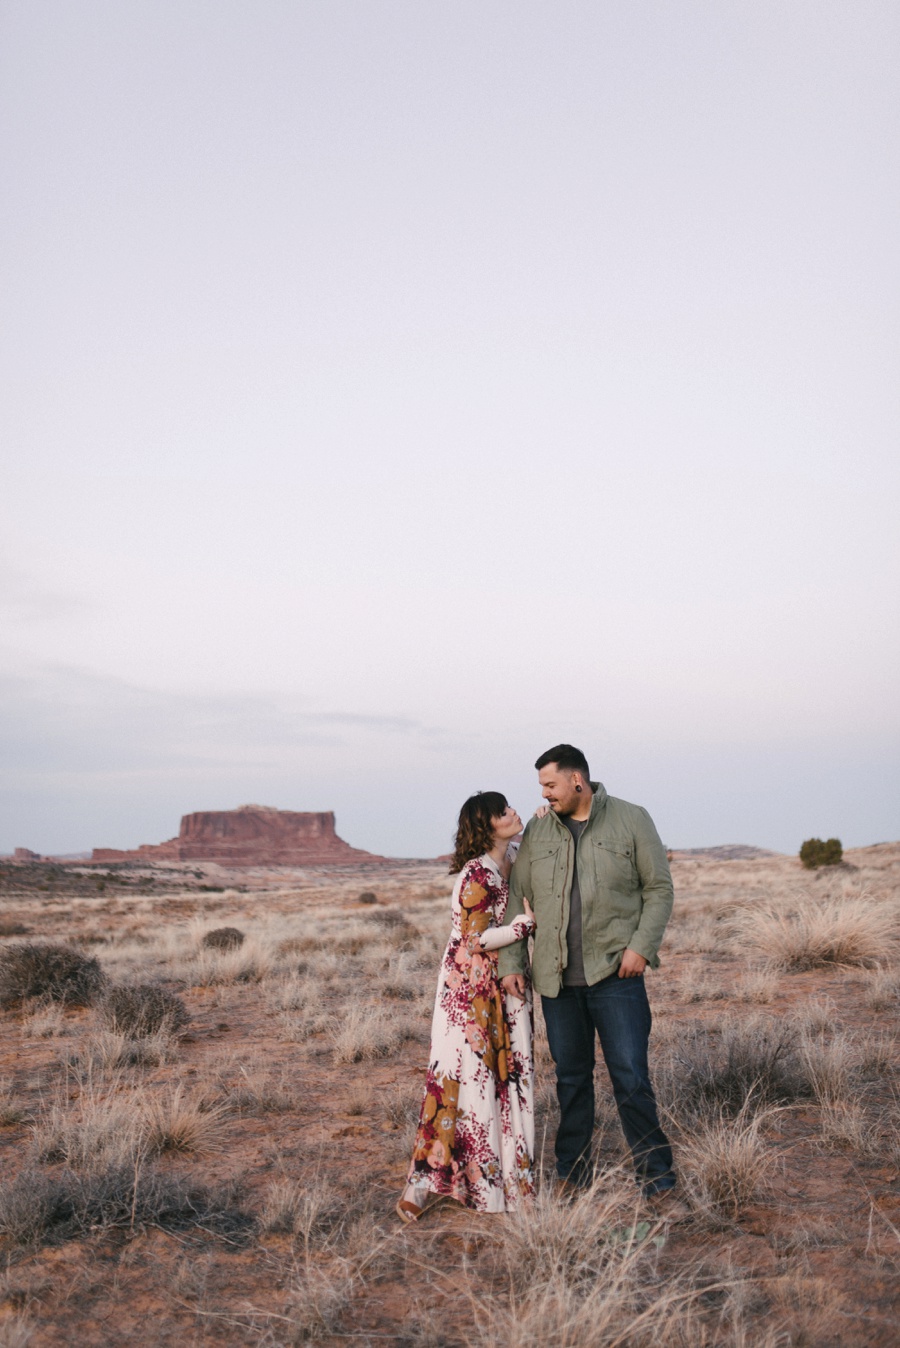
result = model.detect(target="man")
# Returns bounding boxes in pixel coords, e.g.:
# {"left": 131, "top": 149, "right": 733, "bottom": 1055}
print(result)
{"left": 499, "top": 744, "right": 681, "bottom": 1211}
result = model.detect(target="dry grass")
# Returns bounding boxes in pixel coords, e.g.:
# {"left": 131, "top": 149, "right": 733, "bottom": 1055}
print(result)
{"left": 864, "top": 967, "right": 900, "bottom": 1011}
{"left": 143, "top": 1086, "right": 228, "bottom": 1155}
{"left": 1, "top": 849, "right": 898, "bottom": 1345}
{"left": 329, "top": 1003, "right": 405, "bottom": 1064}
{"left": 677, "top": 1099, "right": 779, "bottom": 1218}
{"left": 733, "top": 892, "right": 898, "bottom": 970}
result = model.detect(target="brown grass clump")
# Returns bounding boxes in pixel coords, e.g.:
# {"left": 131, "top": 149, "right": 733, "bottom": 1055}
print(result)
{"left": 144, "top": 1087, "right": 227, "bottom": 1155}
{"left": 677, "top": 1099, "right": 778, "bottom": 1218}
{"left": 329, "top": 1004, "right": 404, "bottom": 1064}
{"left": 201, "top": 926, "right": 245, "bottom": 951}
{"left": 0, "top": 942, "right": 107, "bottom": 1007}
{"left": 98, "top": 982, "right": 190, "bottom": 1037}
{"left": 733, "top": 893, "right": 897, "bottom": 970}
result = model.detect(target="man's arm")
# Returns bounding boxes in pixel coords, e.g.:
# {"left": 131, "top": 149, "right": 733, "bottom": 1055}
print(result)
{"left": 625, "top": 807, "right": 674, "bottom": 967}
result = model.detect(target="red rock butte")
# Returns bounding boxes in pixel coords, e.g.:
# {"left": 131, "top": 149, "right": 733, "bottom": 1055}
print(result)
{"left": 91, "top": 805, "right": 386, "bottom": 867}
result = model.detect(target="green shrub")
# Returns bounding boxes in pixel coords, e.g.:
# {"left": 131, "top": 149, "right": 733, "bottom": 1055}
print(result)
{"left": 98, "top": 982, "right": 190, "bottom": 1036}
{"left": 799, "top": 837, "right": 843, "bottom": 869}
{"left": 0, "top": 943, "right": 107, "bottom": 1007}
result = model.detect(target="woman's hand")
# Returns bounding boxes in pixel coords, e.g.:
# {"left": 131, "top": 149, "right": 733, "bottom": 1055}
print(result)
{"left": 523, "top": 897, "right": 535, "bottom": 924}
{"left": 534, "top": 805, "right": 550, "bottom": 819}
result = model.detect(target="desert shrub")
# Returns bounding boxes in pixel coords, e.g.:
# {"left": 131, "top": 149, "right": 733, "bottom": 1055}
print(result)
{"left": 0, "top": 943, "right": 107, "bottom": 1007}
{"left": 0, "top": 1165, "right": 251, "bottom": 1246}
{"left": 358, "top": 891, "right": 378, "bottom": 904}
{"left": 799, "top": 837, "right": 843, "bottom": 869}
{"left": 733, "top": 894, "right": 896, "bottom": 970}
{"left": 661, "top": 1016, "right": 811, "bottom": 1120}
{"left": 201, "top": 926, "right": 245, "bottom": 951}
{"left": 98, "top": 982, "right": 189, "bottom": 1037}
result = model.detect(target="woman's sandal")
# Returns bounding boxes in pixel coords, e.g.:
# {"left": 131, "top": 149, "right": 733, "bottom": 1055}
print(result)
{"left": 395, "top": 1197, "right": 426, "bottom": 1223}
{"left": 396, "top": 1186, "right": 433, "bottom": 1223}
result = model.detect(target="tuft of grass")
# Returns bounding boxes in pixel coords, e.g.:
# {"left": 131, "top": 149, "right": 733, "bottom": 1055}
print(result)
{"left": 144, "top": 1086, "right": 228, "bottom": 1155}
{"left": 98, "top": 981, "right": 190, "bottom": 1037}
{"left": 795, "top": 1028, "right": 855, "bottom": 1107}
{"left": 817, "top": 1101, "right": 877, "bottom": 1155}
{"left": 75, "top": 1028, "right": 181, "bottom": 1070}
{"left": 329, "top": 1004, "right": 404, "bottom": 1064}
{"left": 32, "top": 1095, "right": 145, "bottom": 1170}
{"left": 0, "top": 1083, "right": 25, "bottom": 1128}
{"left": 358, "top": 890, "right": 378, "bottom": 904}
{"left": 0, "top": 943, "right": 107, "bottom": 1007}
{"left": 201, "top": 926, "right": 245, "bottom": 951}
{"left": 734, "top": 968, "right": 779, "bottom": 1004}
{"left": 733, "top": 893, "right": 897, "bottom": 970}
{"left": 677, "top": 1098, "right": 778, "bottom": 1218}
{"left": 258, "top": 1176, "right": 342, "bottom": 1246}
{"left": 864, "top": 967, "right": 900, "bottom": 1012}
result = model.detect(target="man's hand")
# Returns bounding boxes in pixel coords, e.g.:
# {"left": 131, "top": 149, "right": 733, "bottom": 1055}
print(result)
{"left": 618, "top": 948, "right": 647, "bottom": 978}
{"left": 502, "top": 973, "right": 527, "bottom": 1001}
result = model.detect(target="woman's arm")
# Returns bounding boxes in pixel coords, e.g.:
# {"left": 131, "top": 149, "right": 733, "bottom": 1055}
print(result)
{"left": 480, "top": 898, "right": 535, "bottom": 950}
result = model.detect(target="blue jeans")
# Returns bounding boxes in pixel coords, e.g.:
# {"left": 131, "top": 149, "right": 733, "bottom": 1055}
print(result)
{"left": 541, "top": 977, "right": 675, "bottom": 1195}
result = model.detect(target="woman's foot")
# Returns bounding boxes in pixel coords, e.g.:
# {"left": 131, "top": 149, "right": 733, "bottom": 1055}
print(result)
{"left": 396, "top": 1183, "right": 430, "bottom": 1223}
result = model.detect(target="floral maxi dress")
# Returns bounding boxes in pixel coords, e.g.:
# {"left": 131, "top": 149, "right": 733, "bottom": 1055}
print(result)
{"left": 407, "top": 854, "right": 535, "bottom": 1212}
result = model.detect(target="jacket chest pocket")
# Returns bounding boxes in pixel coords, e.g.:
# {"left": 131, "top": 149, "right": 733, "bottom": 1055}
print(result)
{"left": 591, "top": 839, "right": 637, "bottom": 891}
{"left": 530, "top": 844, "right": 561, "bottom": 894}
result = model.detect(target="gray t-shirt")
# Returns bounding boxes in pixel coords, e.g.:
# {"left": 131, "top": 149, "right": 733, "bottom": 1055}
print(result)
{"left": 562, "top": 816, "right": 588, "bottom": 987}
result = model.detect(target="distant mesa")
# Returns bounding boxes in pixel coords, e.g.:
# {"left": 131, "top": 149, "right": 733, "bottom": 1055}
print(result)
{"left": 91, "top": 805, "right": 386, "bottom": 867}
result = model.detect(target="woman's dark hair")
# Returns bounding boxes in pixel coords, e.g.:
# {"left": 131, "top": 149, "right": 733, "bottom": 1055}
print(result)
{"left": 449, "top": 791, "right": 507, "bottom": 874}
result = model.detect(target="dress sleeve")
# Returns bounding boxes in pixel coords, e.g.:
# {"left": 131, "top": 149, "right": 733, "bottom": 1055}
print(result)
{"left": 458, "top": 875, "right": 493, "bottom": 944}
{"left": 480, "top": 915, "right": 535, "bottom": 951}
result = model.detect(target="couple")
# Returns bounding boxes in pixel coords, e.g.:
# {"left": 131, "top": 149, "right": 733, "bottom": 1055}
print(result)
{"left": 397, "top": 743, "right": 682, "bottom": 1222}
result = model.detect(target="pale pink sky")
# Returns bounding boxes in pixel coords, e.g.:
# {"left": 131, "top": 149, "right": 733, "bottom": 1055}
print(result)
{"left": 2, "top": 2, "right": 898, "bottom": 856}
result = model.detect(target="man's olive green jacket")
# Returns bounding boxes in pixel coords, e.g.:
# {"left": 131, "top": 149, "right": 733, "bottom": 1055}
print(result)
{"left": 498, "top": 783, "right": 674, "bottom": 997}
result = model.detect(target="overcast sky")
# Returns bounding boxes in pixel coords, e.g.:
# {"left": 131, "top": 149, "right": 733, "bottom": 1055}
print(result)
{"left": 2, "top": 2, "right": 898, "bottom": 859}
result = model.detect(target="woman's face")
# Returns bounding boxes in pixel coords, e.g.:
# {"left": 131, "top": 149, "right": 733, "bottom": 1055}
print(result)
{"left": 491, "top": 805, "right": 523, "bottom": 842}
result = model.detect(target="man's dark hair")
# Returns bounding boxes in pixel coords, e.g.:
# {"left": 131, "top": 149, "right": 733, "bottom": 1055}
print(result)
{"left": 534, "top": 744, "right": 591, "bottom": 778}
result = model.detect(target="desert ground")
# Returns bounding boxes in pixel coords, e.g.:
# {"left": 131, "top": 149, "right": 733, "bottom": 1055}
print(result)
{"left": 1, "top": 844, "right": 899, "bottom": 1346}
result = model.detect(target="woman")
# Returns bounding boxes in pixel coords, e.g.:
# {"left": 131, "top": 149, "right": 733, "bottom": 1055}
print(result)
{"left": 397, "top": 791, "right": 536, "bottom": 1220}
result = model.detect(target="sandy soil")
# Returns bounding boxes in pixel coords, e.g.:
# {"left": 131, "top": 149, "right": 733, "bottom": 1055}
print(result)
{"left": 0, "top": 846, "right": 898, "bottom": 1345}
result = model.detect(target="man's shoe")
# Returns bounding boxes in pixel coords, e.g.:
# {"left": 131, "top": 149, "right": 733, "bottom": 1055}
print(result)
{"left": 644, "top": 1188, "right": 690, "bottom": 1222}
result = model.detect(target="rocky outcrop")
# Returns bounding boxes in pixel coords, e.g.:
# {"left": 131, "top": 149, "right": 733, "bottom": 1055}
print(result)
{"left": 92, "top": 805, "right": 385, "bottom": 866}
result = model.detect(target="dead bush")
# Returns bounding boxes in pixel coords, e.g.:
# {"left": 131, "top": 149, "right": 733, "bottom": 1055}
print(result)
{"left": 733, "top": 894, "right": 897, "bottom": 970}
{"left": 358, "top": 891, "right": 378, "bottom": 904}
{"left": 0, "top": 1165, "right": 251, "bottom": 1247}
{"left": 661, "top": 1016, "right": 810, "bottom": 1121}
{"left": 98, "top": 982, "right": 190, "bottom": 1037}
{"left": 201, "top": 926, "right": 245, "bottom": 951}
{"left": 0, "top": 943, "right": 107, "bottom": 1007}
